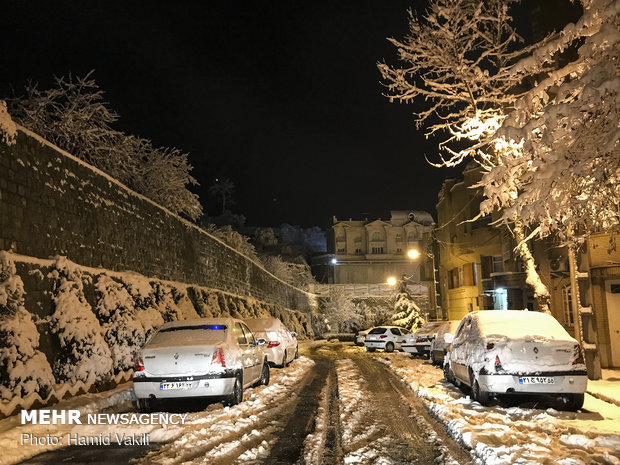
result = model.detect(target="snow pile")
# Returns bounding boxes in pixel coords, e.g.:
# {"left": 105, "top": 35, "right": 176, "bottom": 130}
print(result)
{"left": 381, "top": 354, "right": 620, "bottom": 464}
{"left": 0, "top": 252, "right": 54, "bottom": 401}
{"left": 48, "top": 257, "right": 113, "bottom": 384}
{"left": 0, "top": 101, "right": 17, "bottom": 146}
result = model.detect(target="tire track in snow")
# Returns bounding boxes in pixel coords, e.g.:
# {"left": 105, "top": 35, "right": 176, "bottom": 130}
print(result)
{"left": 136, "top": 357, "right": 315, "bottom": 465}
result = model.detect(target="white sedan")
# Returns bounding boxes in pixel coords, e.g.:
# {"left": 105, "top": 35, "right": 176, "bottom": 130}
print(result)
{"left": 244, "top": 317, "right": 298, "bottom": 367}
{"left": 444, "top": 310, "right": 587, "bottom": 410}
{"left": 133, "top": 318, "right": 270, "bottom": 411}
{"left": 364, "top": 326, "right": 409, "bottom": 353}
{"left": 402, "top": 321, "right": 444, "bottom": 357}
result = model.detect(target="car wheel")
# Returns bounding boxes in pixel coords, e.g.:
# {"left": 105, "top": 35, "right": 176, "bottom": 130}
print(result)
{"left": 294, "top": 346, "right": 299, "bottom": 359}
{"left": 366, "top": 347, "right": 376, "bottom": 352}
{"left": 560, "top": 393, "right": 584, "bottom": 411}
{"left": 473, "top": 379, "right": 490, "bottom": 406}
{"left": 135, "top": 398, "right": 152, "bottom": 413}
{"left": 280, "top": 351, "right": 287, "bottom": 368}
{"left": 254, "top": 360, "right": 270, "bottom": 387}
{"left": 226, "top": 373, "right": 243, "bottom": 406}
{"left": 443, "top": 363, "right": 455, "bottom": 384}
{"left": 385, "top": 342, "right": 395, "bottom": 353}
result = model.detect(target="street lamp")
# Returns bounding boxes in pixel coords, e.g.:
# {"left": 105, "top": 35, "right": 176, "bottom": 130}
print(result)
{"left": 407, "top": 249, "right": 420, "bottom": 259}
{"left": 386, "top": 276, "right": 397, "bottom": 286}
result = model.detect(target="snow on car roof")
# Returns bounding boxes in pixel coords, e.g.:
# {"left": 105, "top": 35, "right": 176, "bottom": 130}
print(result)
{"left": 473, "top": 310, "right": 575, "bottom": 341}
{"left": 244, "top": 317, "right": 285, "bottom": 332}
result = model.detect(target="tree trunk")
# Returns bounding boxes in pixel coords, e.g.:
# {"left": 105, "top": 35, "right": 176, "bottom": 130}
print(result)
{"left": 513, "top": 219, "right": 551, "bottom": 313}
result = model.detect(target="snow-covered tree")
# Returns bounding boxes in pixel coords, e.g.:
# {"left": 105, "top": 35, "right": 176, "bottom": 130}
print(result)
{"left": 391, "top": 279, "right": 426, "bottom": 332}
{"left": 205, "top": 224, "right": 260, "bottom": 261}
{"left": 323, "top": 289, "right": 362, "bottom": 333}
{"left": 381, "top": 0, "right": 619, "bottom": 311}
{"left": 7, "top": 72, "right": 203, "bottom": 220}
{"left": 478, "top": 1, "right": 620, "bottom": 243}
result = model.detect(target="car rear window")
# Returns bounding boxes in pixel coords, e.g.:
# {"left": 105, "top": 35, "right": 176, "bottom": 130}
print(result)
{"left": 369, "top": 328, "right": 387, "bottom": 335}
{"left": 149, "top": 325, "right": 227, "bottom": 345}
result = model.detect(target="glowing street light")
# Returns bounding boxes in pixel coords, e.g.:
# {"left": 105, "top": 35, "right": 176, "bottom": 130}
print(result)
{"left": 407, "top": 249, "right": 420, "bottom": 259}
{"left": 386, "top": 276, "right": 397, "bottom": 286}
{"left": 331, "top": 258, "right": 338, "bottom": 265}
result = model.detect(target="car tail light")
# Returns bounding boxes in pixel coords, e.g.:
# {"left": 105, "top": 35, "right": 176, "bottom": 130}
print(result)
{"left": 573, "top": 345, "right": 584, "bottom": 365}
{"left": 379, "top": 335, "right": 387, "bottom": 339}
{"left": 134, "top": 357, "right": 145, "bottom": 372}
{"left": 267, "top": 341, "right": 280, "bottom": 348}
{"left": 494, "top": 355, "right": 502, "bottom": 371}
{"left": 416, "top": 338, "right": 423, "bottom": 343}
{"left": 486, "top": 342, "right": 495, "bottom": 350}
{"left": 211, "top": 348, "right": 226, "bottom": 367}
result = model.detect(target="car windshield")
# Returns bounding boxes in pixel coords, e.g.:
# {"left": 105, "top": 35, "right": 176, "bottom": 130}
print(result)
{"left": 369, "top": 328, "right": 387, "bottom": 335}
{"left": 148, "top": 325, "right": 227, "bottom": 345}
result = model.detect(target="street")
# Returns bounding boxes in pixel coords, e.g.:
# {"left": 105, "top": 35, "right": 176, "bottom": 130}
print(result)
{"left": 2, "top": 341, "right": 619, "bottom": 465}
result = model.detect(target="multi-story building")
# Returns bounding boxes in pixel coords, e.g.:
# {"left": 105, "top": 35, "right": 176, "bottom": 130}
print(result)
{"left": 312, "top": 210, "right": 435, "bottom": 286}
{"left": 434, "top": 164, "right": 619, "bottom": 369}
{"left": 435, "top": 164, "right": 535, "bottom": 321}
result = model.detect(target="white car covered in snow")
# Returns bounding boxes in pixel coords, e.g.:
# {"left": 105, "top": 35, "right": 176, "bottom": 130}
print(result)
{"left": 402, "top": 321, "right": 444, "bottom": 358}
{"left": 364, "top": 326, "right": 409, "bottom": 353}
{"left": 133, "top": 318, "right": 270, "bottom": 411}
{"left": 429, "top": 320, "right": 461, "bottom": 366}
{"left": 444, "top": 310, "right": 587, "bottom": 410}
{"left": 244, "top": 317, "right": 298, "bottom": 367}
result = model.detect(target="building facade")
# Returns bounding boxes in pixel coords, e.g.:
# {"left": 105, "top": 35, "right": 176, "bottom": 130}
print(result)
{"left": 312, "top": 211, "right": 435, "bottom": 286}
{"left": 435, "top": 164, "right": 535, "bottom": 322}
{"left": 434, "top": 164, "right": 619, "bottom": 369}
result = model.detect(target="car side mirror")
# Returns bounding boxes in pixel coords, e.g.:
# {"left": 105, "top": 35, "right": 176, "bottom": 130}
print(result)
{"left": 256, "top": 338, "right": 267, "bottom": 346}
{"left": 290, "top": 332, "right": 297, "bottom": 338}
{"left": 444, "top": 333, "right": 454, "bottom": 344}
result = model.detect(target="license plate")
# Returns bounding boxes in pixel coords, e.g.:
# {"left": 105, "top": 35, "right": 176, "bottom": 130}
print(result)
{"left": 519, "top": 376, "right": 555, "bottom": 384}
{"left": 160, "top": 381, "right": 193, "bottom": 390}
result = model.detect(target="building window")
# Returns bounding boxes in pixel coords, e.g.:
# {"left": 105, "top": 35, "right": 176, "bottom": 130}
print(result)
{"left": 396, "top": 248, "right": 402, "bottom": 254}
{"left": 563, "top": 286, "right": 574, "bottom": 327}
{"left": 355, "top": 248, "right": 362, "bottom": 254}
{"left": 395, "top": 233, "right": 403, "bottom": 242}
{"left": 492, "top": 256, "right": 503, "bottom": 273}
{"left": 371, "top": 247, "right": 384, "bottom": 254}
{"left": 337, "top": 248, "right": 345, "bottom": 253}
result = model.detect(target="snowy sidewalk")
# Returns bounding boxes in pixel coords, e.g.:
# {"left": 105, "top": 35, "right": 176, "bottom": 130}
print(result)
{"left": 587, "top": 369, "right": 620, "bottom": 407}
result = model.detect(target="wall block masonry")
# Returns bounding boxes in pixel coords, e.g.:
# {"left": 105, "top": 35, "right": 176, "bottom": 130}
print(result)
{"left": 0, "top": 128, "right": 318, "bottom": 314}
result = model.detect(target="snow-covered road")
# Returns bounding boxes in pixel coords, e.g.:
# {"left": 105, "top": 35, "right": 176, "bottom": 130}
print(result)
{"left": 1, "top": 341, "right": 619, "bottom": 465}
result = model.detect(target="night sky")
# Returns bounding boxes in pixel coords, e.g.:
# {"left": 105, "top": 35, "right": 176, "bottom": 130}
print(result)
{"left": 2, "top": 1, "right": 463, "bottom": 228}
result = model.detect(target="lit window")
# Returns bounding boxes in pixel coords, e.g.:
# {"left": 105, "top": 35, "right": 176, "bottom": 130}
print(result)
{"left": 371, "top": 247, "right": 384, "bottom": 254}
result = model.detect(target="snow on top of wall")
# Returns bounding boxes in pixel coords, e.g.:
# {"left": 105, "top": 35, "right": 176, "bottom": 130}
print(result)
{"left": 0, "top": 101, "right": 17, "bottom": 146}
{"left": 8, "top": 126, "right": 316, "bottom": 296}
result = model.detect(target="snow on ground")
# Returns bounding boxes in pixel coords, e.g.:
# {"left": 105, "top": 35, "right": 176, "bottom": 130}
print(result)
{"left": 137, "top": 356, "right": 314, "bottom": 465}
{"left": 0, "top": 357, "right": 314, "bottom": 465}
{"left": 380, "top": 353, "right": 620, "bottom": 465}
{"left": 0, "top": 381, "right": 134, "bottom": 465}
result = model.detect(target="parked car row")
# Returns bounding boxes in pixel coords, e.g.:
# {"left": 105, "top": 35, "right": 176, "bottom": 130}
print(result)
{"left": 132, "top": 317, "right": 298, "bottom": 412}
{"left": 358, "top": 310, "right": 588, "bottom": 411}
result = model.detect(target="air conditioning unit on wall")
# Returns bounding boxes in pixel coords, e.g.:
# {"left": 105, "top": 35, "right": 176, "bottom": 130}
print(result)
{"left": 549, "top": 257, "right": 569, "bottom": 273}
